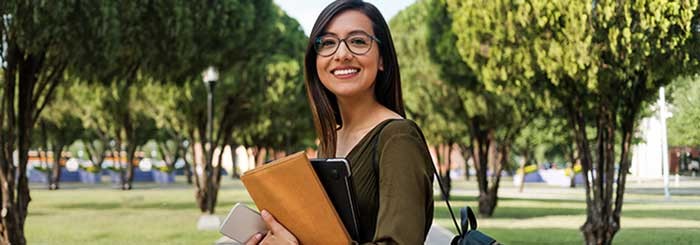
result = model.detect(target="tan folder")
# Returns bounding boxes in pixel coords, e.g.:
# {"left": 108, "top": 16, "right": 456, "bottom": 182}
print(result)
{"left": 241, "top": 152, "right": 351, "bottom": 244}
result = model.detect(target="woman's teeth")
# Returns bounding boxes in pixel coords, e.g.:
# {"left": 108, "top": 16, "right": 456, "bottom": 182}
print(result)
{"left": 333, "top": 69, "right": 359, "bottom": 75}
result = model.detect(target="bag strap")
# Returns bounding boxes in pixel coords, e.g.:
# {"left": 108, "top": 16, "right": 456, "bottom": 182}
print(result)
{"left": 370, "top": 119, "right": 464, "bottom": 237}
{"left": 461, "top": 206, "right": 477, "bottom": 231}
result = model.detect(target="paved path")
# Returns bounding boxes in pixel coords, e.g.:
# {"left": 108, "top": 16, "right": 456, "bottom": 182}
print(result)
{"left": 450, "top": 176, "right": 700, "bottom": 204}
{"left": 215, "top": 222, "right": 455, "bottom": 245}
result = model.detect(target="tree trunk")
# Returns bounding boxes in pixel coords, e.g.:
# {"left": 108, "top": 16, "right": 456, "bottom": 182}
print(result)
{"left": 181, "top": 143, "right": 193, "bottom": 184}
{"left": 122, "top": 145, "right": 137, "bottom": 190}
{"left": 436, "top": 143, "right": 453, "bottom": 200}
{"left": 0, "top": 43, "right": 57, "bottom": 244}
{"left": 444, "top": 143, "right": 453, "bottom": 200}
{"left": 205, "top": 143, "right": 214, "bottom": 214}
{"left": 458, "top": 144, "right": 471, "bottom": 181}
{"left": 49, "top": 145, "right": 64, "bottom": 190}
{"left": 470, "top": 118, "right": 495, "bottom": 216}
{"left": 568, "top": 95, "right": 629, "bottom": 245}
{"left": 189, "top": 130, "right": 207, "bottom": 212}
{"left": 230, "top": 144, "right": 239, "bottom": 179}
{"left": 480, "top": 136, "right": 506, "bottom": 217}
{"left": 83, "top": 138, "right": 106, "bottom": 173}
{"left": 40, "top": 121, "right": 54, "bottom": 189}
{"left": 194, "top": 139, "right": 208, "bottom": 213}
{"left": 254, "top": 147, "right": 267, "bottom": 166}
{"left": 207, "top": 144, "right": 228, "bottom": 214}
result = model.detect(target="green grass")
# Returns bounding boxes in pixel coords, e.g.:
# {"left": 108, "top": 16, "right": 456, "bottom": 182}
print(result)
{"left": 433, "top": 180, "right": 700, "bottom": 244}
{"left": 26, "top": 179, "right": 253, "bottom": 245}
{"left": 25, "top": 177, "right": 700, "bottom": 244}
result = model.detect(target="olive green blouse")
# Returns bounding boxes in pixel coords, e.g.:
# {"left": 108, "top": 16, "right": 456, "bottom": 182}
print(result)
{"left": 345, "top": 119, "right": 434, "bottom": 244}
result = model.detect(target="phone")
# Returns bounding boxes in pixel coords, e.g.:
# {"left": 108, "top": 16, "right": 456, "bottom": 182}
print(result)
{"left": 219, "top": 203, "right": 268, "bottom": 243}
{"left": 310, "top": 158, "right": 361, "bottom": 240}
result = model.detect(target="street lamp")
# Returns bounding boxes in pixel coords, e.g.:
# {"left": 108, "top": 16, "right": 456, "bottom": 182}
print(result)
{"left": 202, "top": 66, "right": 218, "bottom": 156}
{"left": 198, "top": 67, "right": 220, "bottom": 230}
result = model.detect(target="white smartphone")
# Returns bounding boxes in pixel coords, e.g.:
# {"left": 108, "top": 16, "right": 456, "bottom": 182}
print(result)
{"left": 219, "top": 203, "right": 268, "bottom": 243}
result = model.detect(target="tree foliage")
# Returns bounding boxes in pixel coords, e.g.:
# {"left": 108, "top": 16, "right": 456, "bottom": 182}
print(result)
{"left": 448, "top": 0, "right": 699, "bottom": 243}
{"left": 0, "top": 1, "right": 309, "bottom": 243}
{"left": 422, "top": 0, "right": 545, "bottom": 216}
{"left": 34, "top": 84, "right": 85, "bottom": 190}
{"left": 668, "top": 75, "right": 700, "bottom": 147}
{"left": 390, "top": 0, "right": 471, "bottom": 200}
{"left": 0, "top": 1, "right": 120, "bottom": 243}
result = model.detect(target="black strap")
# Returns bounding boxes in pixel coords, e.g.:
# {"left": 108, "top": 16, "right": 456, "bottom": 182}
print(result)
{"left": 370, "top": 119, "right": 464, "bottom": 237}
{"left": 461, "top": 206, "right": 477, "bottom": 231}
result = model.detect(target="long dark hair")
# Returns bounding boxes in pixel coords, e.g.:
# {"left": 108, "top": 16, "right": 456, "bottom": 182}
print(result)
{"left": 304, "top": 0, "right": 404, "bottom": 158}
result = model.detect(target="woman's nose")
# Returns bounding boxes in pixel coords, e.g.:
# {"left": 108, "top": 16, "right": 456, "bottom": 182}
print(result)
{"left": 333, "top": 41, "right": 353, "bottom": 61}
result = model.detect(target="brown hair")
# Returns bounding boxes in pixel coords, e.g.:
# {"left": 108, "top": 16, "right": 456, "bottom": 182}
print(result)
{"left": 304, "top": 0, "right": 405, "bottom": 158}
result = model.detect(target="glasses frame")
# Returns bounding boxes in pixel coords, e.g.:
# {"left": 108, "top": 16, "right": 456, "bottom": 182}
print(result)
{"left": 314, "top": 31, "right": 381, "bottom": 57}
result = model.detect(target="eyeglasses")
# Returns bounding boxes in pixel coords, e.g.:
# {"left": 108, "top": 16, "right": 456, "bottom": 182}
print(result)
{"left": 314, "top": 31, "right": 381, "bottom": 57}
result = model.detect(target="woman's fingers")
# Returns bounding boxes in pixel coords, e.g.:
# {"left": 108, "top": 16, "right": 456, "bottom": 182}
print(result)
{"left": 261, "top": 210, "right": 286, "bottom": 234}
{"left": 244, "top": 233, "right": 264, "bottom": 245}
{"left": 256, "top": 210, "right": 300, "bottom": 244}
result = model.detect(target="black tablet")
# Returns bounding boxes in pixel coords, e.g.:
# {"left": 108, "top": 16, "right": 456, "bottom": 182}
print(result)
{"left": 310, "top": 158, "right": 360, "bottom": 240}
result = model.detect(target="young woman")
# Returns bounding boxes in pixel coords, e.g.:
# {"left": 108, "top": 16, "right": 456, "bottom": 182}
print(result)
{"left": 246, "top": 1, "right": 434, "bottom": 244}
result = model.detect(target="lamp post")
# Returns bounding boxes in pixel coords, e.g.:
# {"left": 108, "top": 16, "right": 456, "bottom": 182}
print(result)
{"left": 202, "top": 67, "right": 218, "bottom": 158}
{"left": 197, "top": 67, "right": 221, "bottom": 230}
{"left": 659, "top": 86, "right": 670, "bottom": 200}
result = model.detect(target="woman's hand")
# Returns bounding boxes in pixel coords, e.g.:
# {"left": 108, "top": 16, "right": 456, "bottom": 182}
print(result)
{"left": 245, "top": 210, "right": 298, "bottom": 245}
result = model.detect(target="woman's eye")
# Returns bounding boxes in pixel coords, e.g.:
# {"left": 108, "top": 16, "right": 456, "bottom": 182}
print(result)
{"left": 350, "top": 37, "right": 368, "bottom": 46}
{"left": 321, "top": 40, "right": 337, "bottom": 47}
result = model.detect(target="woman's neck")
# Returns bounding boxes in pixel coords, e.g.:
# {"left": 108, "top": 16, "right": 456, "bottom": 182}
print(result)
{"left": 336, "top": 91, "right": 382, "bottom": 133}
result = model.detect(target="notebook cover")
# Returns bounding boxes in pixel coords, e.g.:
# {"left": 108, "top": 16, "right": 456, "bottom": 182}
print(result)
{"left": 241, "top": 152, "right": 351, "bottom": 244}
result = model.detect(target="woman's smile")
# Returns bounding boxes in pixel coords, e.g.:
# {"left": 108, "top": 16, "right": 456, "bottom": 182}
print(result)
{"left": 331, "top": 66, "right": 361, "bottom": 79}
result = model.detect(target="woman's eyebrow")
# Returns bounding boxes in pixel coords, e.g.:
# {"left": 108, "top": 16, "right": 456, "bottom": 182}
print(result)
{"left": 321, "top": 29, "right": 370, "bottom": 36}
{"left": 347, "top": 30, "right": 370, "bottom": 35}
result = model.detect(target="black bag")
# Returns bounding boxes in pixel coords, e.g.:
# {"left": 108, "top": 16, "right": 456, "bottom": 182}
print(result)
{"left": 371, "top": 119, "right": 500, "bottom": 245}
{"left": 451, "top": 206, "right": 499, "bottom": 245}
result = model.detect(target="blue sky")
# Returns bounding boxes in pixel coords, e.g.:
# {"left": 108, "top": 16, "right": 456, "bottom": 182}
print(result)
{"left": 273, "top": 0, "right": 416, "bottom": 36}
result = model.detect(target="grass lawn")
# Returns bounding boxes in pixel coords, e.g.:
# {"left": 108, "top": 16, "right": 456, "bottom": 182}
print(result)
{"left": 25, "top": 177, "right": 700, "bottom": 244}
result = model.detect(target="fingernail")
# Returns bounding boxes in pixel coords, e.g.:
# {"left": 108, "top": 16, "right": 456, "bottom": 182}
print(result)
{"left": 255, "top": 233, "right": 263, "bottom": 239}
{"left": 261, "top": 210, "right": 270, "bottom": 218}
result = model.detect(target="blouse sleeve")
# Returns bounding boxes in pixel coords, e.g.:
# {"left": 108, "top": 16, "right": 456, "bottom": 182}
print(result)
{"left": 360, "top": 124, "right": 434, "bottom": 244}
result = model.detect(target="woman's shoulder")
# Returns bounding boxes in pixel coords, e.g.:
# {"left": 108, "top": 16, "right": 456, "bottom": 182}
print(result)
{"left": 378, "top": 118, "right": 423, "bottom": 141}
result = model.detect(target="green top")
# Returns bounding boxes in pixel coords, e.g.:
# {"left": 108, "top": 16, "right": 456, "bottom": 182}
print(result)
{"left": 346, "top": 119, "right": 434, "bottom": 244}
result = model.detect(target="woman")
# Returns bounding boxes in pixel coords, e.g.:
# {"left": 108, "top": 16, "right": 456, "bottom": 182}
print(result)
{"left": 247, "top": 1, "right": 434, "bottom": 244}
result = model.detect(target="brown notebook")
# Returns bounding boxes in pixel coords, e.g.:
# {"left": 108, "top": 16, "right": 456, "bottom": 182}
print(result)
{"left": 241, "top": 152, "right": 351, "bottom": 244}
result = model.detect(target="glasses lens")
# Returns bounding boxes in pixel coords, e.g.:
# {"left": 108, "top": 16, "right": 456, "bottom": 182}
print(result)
{"left": 316, "top": 36, "right": 338, "bottom": 56}
{"left": 347, "top": 34, "right": 372, "bottom": 54}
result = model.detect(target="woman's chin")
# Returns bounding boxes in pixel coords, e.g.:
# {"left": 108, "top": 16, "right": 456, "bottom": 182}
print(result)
{"left": 330, "top": 89, "right": 372, "bottom": 99}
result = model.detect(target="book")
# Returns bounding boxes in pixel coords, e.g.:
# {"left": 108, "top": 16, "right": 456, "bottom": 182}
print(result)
{"left": 241, "top": 152, "right": 351, "bottom": 244}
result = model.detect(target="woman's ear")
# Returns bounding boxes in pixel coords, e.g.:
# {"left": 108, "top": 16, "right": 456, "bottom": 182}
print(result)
{"left": 379, "top": 57, "right": 384, "bottom": 71}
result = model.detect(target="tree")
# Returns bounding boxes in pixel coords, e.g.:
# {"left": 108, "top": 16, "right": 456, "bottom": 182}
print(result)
{"left": 448, "top": 0, "right": 699, "bottom": 243}
{"left": 240, "top": 8, "right": 313, "bottom": 164}
{"left": 191, "top": 10, "right": 278, "bottom": 214}
{"left": 0, "top": 2, "right": 118, "bottom": 243}
{"left": 390, "top": 1, "right": 470, "bottom": 199}
{"left": 157, "top": 1, "right": 302, "bottom": 214}
{"left": 513, "top": 115, "right": 576, "bottom": 191}
{"left": 425, "top": 0, "right": 542, "bottom": 216}
{"left": 668, "top": 75, "right": 700, "bottom": 148}
{"left": 34, "top": 84, "right": 84, "bottom": 190}
{"left": 0, "top": 1, "right": 290, "bottom": 242}
{"left": 68, "top": 82, "right": 113, "bottom": 176}
{"left": 140, "top": 82, "right": 193, "bottom": 183}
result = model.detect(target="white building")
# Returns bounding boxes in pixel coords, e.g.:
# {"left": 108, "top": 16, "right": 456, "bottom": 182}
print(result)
{"left": 630, "top": 96, "right": 672, "bottom": 179}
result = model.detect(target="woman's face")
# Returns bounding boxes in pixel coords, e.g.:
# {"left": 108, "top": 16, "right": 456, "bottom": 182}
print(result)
{"left": 316, "top": 10, "right": 382, "bottom": 99}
